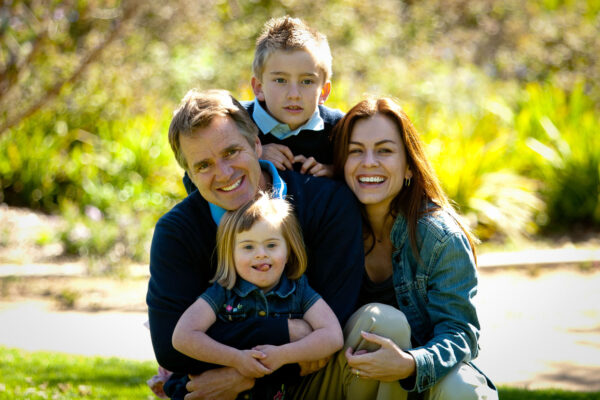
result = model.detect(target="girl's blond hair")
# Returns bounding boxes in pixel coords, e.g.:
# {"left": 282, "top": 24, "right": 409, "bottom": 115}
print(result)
{"left": 213, "top": 193, "right": 307, "bottom": 289}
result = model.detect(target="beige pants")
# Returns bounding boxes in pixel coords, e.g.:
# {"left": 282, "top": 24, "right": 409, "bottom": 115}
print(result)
{"left": 291, "top": 303, "right": 498, "bottom": 400}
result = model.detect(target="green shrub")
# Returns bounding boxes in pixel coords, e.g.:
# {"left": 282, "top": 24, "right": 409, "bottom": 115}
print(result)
{"left": 409, "top": 66, "right": 542, "bottom": 242}
{"left": 516, "top": 81, "right": 600, "bottom": 232}
{"left": 0, "top": 101, "right": 185, "bottom": 268}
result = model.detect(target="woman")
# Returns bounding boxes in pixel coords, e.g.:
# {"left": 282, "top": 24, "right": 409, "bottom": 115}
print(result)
{"left": 293, "top": 97, "right": 497, "bottom": 400}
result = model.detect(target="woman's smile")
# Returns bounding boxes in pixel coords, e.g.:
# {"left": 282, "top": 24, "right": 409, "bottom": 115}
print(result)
{"left": 344, "top": 114, "right": 411, "bottom": 214}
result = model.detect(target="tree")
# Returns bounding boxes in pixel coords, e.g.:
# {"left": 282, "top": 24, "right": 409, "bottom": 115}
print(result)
{"left": 0, "top": 0, "right": 142, "bottom": 135}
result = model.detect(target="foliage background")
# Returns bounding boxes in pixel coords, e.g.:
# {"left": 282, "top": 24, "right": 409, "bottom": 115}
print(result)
{"left": 1, "top": 0, "right": 599, "bottom": 270}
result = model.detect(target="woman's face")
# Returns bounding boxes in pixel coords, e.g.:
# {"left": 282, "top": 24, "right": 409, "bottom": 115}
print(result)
{"left": 343, "top": 114, "right": 412, "bottom": 213}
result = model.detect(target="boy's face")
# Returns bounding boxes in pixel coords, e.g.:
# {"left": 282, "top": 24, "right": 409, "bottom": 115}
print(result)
{"left": 252, "top": 49, "right": 331, "bottom": 130}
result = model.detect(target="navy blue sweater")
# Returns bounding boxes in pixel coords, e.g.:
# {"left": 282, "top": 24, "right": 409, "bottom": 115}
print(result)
{"left": 147, "top": 170, "right": 364, "bottom": 374}
{"left": 245, "top": 102, "right": 344, "bottom": 165}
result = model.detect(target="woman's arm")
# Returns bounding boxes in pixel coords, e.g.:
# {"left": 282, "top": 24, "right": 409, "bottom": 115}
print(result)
{"left": 254, "top": 298, "right": 343, "bottom": 371}
{"left": 405, "top": 227, "right": 480, "bottom": 392}
{"left": 172, "top": 297, "right": 271, "bottom": 378}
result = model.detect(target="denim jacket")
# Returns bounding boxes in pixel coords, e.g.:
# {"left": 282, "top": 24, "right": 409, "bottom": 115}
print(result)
{"left": 201, "top": 275, "right": 321, "bottom": 323}
{"left": 390, "top": 207, "right": 480, "bottom": 393}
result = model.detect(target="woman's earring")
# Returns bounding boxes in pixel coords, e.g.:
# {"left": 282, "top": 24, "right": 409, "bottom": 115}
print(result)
{"left": 404, "top": 177, "right": 411, "bottom": 187}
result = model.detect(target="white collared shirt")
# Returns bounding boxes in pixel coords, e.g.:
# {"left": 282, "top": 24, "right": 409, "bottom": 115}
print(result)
{"left": 249, "top": 98, "right": 325, "bottom": 140}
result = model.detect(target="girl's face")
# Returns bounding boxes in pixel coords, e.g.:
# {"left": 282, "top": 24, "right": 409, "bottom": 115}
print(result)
{"left": 233, "top": 219, "right": 288, "bottom": 292}
{"left": 344, "top": 114, "right": 412, "bottom": 215}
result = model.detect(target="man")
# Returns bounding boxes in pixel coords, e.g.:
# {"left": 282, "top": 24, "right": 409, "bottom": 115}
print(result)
{"left": 147, "top": 89, "right": 364, "bottom": 399}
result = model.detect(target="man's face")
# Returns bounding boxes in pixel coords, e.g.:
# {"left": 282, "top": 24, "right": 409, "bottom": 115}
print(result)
{"left": 251, "top": 49, "right": 331, "bottom": 130}
{"left": 181, "top": 116, "right": 263, "bottom": 210}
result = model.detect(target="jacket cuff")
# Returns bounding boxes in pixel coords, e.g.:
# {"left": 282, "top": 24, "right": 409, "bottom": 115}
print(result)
{"left": 403, "top": 348, "right": 436, "bottom": 392}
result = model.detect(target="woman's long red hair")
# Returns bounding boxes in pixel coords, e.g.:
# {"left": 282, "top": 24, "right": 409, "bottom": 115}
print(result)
{"left": 332, "top": 97, "right": 477, "bottom": 262}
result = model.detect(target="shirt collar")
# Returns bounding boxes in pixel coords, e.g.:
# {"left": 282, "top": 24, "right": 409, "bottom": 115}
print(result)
{"left": 209, "top": 160, "right": 287, "bottom": 225}
{"left": 233, "top": 275, "right": 297, "bottom": 298}
{"left": 251, "top": 98, "right": 324, "bottom": 140}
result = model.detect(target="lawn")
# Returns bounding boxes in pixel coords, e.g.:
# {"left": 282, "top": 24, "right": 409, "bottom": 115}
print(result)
{"left": 1, "top": 346, "right": 599, "bottom": 399}
{"left": 0, "top": 346, "right": 157, "bottom": 399}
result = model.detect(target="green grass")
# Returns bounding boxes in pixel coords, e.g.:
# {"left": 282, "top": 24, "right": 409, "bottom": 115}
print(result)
{"left": 1, "top": 346, "right": 599, "bottom": 399}
{"left": 500, "top": 388, "right": 600, "bottom": 399}
{"left": 0, "top": 347, "right": 157, "bottom": 399}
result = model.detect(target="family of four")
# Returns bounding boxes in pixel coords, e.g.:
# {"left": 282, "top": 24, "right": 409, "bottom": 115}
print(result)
{"left": 146, "top": 16, "right": 498, "bottom": 400}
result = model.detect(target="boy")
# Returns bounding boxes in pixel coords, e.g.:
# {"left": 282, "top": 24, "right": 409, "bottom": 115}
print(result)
{"left": 245, "top": 16, "right": 343, "bottom": 178}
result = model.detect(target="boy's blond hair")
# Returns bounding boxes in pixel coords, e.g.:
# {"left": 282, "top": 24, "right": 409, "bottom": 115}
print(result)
{"left": 213, "top": 193, "right": 307, "bottom": 290}
{"left": 253, "top": 16, "right": 332, "bottom": 83}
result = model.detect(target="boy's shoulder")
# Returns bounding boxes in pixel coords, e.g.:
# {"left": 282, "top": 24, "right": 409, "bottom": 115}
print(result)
{"left": 241, "top": 100, "right": 254, "bottom": 114}
{"left": 317, "top": 104, "right": 344, "bottom": 125}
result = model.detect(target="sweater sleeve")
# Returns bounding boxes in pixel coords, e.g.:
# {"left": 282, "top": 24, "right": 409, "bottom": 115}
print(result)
{"left": 293, "top": 176, "right": 364, "bottom": 326}
{"left": 146, "top": 201, "right": 289, "bottom": 374}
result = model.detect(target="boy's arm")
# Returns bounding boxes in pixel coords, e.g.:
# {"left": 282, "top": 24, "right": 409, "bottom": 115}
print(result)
{"left": 172, "top": 298, "right": 271, "bottom": 378}
{"left": 254, "top": 298, "right": 343, "bottom": 371}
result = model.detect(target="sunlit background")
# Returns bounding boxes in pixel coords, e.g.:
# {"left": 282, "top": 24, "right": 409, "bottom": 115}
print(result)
{"left": 1, "top": 0, "right": 599, "bottom": 270}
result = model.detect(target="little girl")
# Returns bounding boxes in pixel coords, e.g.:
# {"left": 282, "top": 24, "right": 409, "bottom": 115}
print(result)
{"left": 172, "top": 193, "right": 343, "bottom": 398}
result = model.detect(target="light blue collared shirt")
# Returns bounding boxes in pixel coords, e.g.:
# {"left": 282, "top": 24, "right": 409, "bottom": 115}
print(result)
{"left": 248, "top": 98, "right": 324, "bottom": 140}
{"left": 209, "top": 160, "right": 287, "bottom": 225}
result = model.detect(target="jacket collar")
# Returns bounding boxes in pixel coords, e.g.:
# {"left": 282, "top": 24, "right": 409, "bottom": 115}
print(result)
{"left": 233, "top": 275, "right": 297, "bottom": 299}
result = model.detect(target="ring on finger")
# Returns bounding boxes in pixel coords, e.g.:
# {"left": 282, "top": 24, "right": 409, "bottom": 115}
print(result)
{"left": 355, "top": 369, "right": 360, "bottom": 377}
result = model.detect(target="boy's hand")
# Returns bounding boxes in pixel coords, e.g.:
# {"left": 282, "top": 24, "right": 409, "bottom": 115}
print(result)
{"left": 261, "top": 143, "right": 295, "bottom": 170}
{"left": 293, "top": 155, "right": 334, "bottom": 178}
{"left": 252, "top": 344, "right": 287, "bottom": 372}
{"left": 235, "top": 349, "right": 272, "bottom": 378}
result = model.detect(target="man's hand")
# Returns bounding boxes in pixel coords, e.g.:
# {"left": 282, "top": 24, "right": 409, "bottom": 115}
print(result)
{"left": 298, "top": 355, "right": 331, "bottom": 376}
{"left": 184, "top": 367, "right": 254, "bottom": 400}
{"left": 262, "top": 143, "right": 295, "bottom": 171}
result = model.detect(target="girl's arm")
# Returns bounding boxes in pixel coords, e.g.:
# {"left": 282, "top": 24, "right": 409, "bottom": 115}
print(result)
{"left": 172, "top": 297, "right": 271, "bottom": 378}
{"left": 254, "top": 298, "right": 343, "bottom": 371}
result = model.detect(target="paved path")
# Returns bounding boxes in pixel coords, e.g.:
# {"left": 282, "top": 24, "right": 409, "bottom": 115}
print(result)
{"left": 1, "top": 249, "right": 600, "bottom": 392}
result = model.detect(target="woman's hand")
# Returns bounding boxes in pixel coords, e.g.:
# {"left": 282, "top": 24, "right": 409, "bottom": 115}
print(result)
{"left": 345, "top": 331, "right": 416, "bottom": 382}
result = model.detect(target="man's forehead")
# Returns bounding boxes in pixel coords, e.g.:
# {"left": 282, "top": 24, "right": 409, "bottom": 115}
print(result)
{"left": 192, "top": 117, "right": 246, "bottom": 143}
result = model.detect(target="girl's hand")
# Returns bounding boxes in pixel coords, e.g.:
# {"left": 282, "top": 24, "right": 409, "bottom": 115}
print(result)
{"left": 345, "top": 331, "right": 416, "bottom": 381}
{"left": 235, "top": 349, "right": 271, "bottom": 378}
{"left": 252, "top": 344, "right": 287, "bottom": 372}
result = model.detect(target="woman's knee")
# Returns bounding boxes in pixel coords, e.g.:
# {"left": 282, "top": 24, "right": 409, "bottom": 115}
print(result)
{"left": 343, "top": 303, "right": 411, "bottom": 350}
{"left": 427, "top": 363, "right": 498, "bottom": 400}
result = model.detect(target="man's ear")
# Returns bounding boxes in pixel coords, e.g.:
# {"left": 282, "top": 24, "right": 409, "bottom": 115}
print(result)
{"left": 251, "top": 76, "right": 266, "bottom": 102}
{"left": 318, "top": 81, "right": 332, "bottom": 105}
{"left": 254, "top": 135, "right": 262, "bottom": 158}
